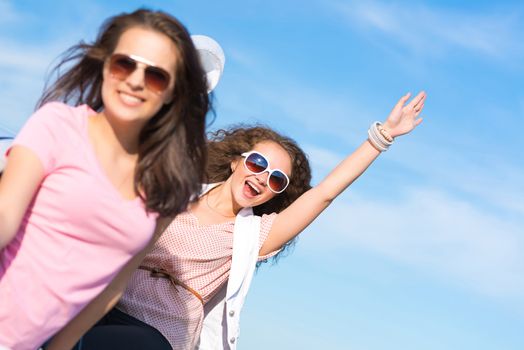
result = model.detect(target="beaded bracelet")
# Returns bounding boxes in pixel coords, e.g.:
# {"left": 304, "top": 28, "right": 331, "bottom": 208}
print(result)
{"left": 367, "top": 121, "right": 394, "bottom": 152}
{"left": 378, "top": 125, "right": 394, "bottom": 142}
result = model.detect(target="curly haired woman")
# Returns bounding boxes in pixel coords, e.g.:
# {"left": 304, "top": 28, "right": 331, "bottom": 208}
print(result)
{"left": 69, "top": 91, "right": 426, "bottom": 350}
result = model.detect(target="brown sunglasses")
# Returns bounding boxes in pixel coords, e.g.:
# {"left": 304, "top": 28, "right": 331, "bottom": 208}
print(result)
{"left": 108, "top": 53, "right": 171, "bottom": 93}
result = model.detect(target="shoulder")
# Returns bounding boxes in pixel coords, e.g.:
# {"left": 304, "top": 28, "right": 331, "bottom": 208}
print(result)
{"left": 30, "top": 102, "right": 94, "bottom": 135}
{"left": 258, "top": 212, "right": 278, "bottom": 235}
{"left": 235, "top": 211, "right": 277, "bottom": 227}
{"left": 34, "top": 102, "right": 92, "bottom": 123}
{"left": 260, "top": 212, "right": 278, "bottom": 225}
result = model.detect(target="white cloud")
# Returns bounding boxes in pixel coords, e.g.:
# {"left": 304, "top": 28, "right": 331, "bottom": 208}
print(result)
{"left": 0, "top": 21, "right": 85, "bottom": 129}
{"left": 0, "top": 40, "right": 55, "bottom": 74}
{"left": 221, "top": 39, "right": 524, "bottom": 223}
{"left": 302, "top": 143, "right": 343, "bottom": 172}
{"left": 385, "top": 139, "right": 524, "bottom": 218}
{"left": 237, "top": 76, "right": 374, "bottom": 142}
{"left": 288, "top": 141, "right": 524, "bottom": 303}
{"left": 300, "top": 143, "right": 352, "bottom": 184}
{"left": 306, "top": 185, "right": 524, "bottom": 302}
{"left": 331, "top": 0, "right": 524, "bottom": 60}
{"left": 0, "top": 38, "right": 68, "bottom": 129}
{"left": 221, "top": 45, "right": 524, "bottom": 220}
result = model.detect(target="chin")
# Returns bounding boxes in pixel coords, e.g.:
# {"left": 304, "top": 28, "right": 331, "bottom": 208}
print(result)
{"left": 107, "top": 106, "right": 151, "bottom": 124}
{"left": 245, "top": 196, "right": 272, "bottom": 210}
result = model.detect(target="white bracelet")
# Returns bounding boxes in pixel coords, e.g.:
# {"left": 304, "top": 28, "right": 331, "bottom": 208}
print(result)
{"left": 367, "top": 129, "right": 388, "bottom": 151}
{"left": 372, "top": 122, "right": 393, "bottom": 146}
{"left": 367, "top": 121, "right": 393, "bottom": 152}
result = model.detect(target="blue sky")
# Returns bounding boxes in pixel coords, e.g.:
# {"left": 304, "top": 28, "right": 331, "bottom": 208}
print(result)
{"left": 1, "top": 0, "right": 523, "bottom": 349}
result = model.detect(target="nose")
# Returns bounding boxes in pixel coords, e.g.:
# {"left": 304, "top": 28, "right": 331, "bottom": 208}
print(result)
{"left": 254, "top": 172, "right": 269, "bottom": 186}
{"left": 125, "top": 66, "right": 146, "bottom": 91}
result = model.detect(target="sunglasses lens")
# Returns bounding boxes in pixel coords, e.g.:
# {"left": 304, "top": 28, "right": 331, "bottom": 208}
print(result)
{"left": 144, "top": 66, "right": 170, "bottom": 93}
{"left": 109, "top": 54, "right": 170, "bottom": 93}
{"left": 245, "top": 153, "right": 268, "bottom": 173}
{"left": 269, "top": 170, "right": 289, "bottom": 193}
{"left": 109, "top": 54, "right": 136, "bottom": 80}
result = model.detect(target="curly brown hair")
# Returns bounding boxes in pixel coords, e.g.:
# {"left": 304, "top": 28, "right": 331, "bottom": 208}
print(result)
{"left": 206, "top": 125, "right": 312, "bottom": 262}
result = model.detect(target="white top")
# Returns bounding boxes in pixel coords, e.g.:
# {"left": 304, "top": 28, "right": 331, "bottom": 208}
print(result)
{"left": 0, "top": 138, "right": 13, "bottom": 172}
{"left": 197, "top": 185, "right": 271, "bottom": 349}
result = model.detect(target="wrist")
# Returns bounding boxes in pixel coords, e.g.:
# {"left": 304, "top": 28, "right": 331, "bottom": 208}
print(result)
{"left": 367, "top": 121, "right": 394, "bottom": 152}
{"left": 381, "top": 123, "right": 395, "bottom": 139}
{"left": 378, "top": 123, "right": 394, "bottom": 142}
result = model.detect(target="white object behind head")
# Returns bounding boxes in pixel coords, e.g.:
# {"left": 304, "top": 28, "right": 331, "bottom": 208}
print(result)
{"left": 191, "top": 35, "right": 225, "bottom": 93}
{"left": 0, "top": 139, "right": 13, "bottom": 172}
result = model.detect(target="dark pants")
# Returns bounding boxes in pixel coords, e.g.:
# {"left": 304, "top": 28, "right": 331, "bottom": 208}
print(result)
{"left": 72, "top": 308, "right": 172, "bottom": 350}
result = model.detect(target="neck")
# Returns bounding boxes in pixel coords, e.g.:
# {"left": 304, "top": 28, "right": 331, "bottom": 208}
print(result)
{"left": 207, "top": 182, "right": 242, "bottom": 217}
{"left": 93, "top": 112, "right": 144, "bottom": 155}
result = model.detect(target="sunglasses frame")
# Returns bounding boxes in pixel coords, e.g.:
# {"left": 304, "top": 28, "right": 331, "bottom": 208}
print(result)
{"left": 241, "top": 151, "right": 290, "bottom": 194}
{"left": 107, "top": 53, "right": 172, "bottom": 94}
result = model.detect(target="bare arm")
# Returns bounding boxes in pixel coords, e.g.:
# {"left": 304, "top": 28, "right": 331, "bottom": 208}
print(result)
{"left": 45, "top": 217, "right": 172, "bottom": 350}
{"left": 260, "top": 91, "right": 426, "bottom": 255}
{"left": 0, "top": 146, "right": 44, "bottom": 249}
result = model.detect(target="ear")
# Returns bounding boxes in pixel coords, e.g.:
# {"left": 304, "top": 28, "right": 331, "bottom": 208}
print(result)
{"left": 163, "top": 91, "right": 175, "bottom": 105}
{"left": 102, "top": 59, "right": 111, "bottom": 80}
{"left": 230, "top": 158, "right": 240, "bottom": 172}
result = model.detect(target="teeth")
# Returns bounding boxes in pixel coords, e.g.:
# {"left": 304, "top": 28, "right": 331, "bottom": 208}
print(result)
{"left": 120, "top": 92, "right": 143, "bottom": 105}
{"left": 246, "top": 181, "right": 260, "bottom": 194}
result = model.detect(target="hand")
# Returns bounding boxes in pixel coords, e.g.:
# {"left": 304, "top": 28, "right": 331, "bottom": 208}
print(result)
{"left": 382, "top": 91, "right": 426, "bottom": 138}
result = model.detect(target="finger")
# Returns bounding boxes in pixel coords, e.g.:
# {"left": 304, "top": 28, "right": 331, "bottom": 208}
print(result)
{"left": 408, "top": 91, "right": 426, "bottom": 109}
{"left": 414, "top": 97, "right": 425, "bottom": 110}
{"left": 396, "top": 92, "right": 411, "bottom": 108}
{"left": 414, "top": 117, "right": 423, "bottom": 126}
{"left": 414, "top": 101, "right": 425, "bottom": 114}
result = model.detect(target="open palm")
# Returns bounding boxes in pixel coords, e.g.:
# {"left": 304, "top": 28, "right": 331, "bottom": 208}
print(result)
{"left": 383, "top": 91, "right": 426, "bottom": 138}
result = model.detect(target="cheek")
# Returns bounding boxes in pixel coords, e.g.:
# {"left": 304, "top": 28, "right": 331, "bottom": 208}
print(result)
{"left": 101, "top": 64, "right": 113, "bottom": 88}
{"left": 100, "top": 65, "right": 117, "bottom": 100}
{"left": 151, "top": 95, "right": 168, "bottom": 110}
{"left": 147, "top": 90, "right": 172, "bottom": 116}
{"left": 162, "top": 91, "right": 174, "bottom": 105}
{"left": 262, "top": 190, "right": 277, "bottom": 201}
{"left": 160, "top": 82, "right": 176, "bottom": 105}
{"left": 162, "top": 66, "right": 177, "bottom": 104}
{"left": 232, "top": 169, "right": 244, "bottom": 186}
{"left": 100, "top": 77, "right": 112, "bottom": 106}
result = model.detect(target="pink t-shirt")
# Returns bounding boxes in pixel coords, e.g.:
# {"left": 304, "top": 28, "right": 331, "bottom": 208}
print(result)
{"left": 0, "top": 102, "right": 156, "bottom": 350}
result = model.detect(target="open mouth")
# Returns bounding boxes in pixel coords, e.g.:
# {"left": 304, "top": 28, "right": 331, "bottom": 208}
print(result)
{"left": 244, "top": 180, "right": 261, "bottom": 198}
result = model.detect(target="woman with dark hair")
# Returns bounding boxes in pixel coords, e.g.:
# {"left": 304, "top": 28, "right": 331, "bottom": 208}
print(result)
{"left": 73, "top": 91, "right": 426, "bottom": 350}
{"left": 0, "top": 8, "right": 210, "bottom": 350}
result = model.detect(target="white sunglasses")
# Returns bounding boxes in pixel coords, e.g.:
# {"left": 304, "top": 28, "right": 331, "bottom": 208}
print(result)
{"left": 241, "top": 151, "right": 290, "bottom": 193}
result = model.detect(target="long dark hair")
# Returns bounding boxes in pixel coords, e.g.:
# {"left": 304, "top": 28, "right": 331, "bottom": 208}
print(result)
{"left": 38, "top": 9, "right": 210, "bottom": 217}
{"left": 206, "top": 125, "right": 312, "bottom": 261}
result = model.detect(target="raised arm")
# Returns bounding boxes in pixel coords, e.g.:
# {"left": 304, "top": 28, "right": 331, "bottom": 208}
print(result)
{"left": 45, "top": 217, "right": 171, "bottom": 350}
{"left": 260, "top": 91, "right": 426, "bottom": 255}
{"left": 0, "top": 146, "right": 45, "bottom": 249}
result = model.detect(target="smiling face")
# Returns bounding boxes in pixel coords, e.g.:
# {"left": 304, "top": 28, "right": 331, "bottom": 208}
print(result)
{"left": 229, "top": 141, "right": 293, "bottom": 209}
{"left": 101, "top": 26, "right": 179, "bottom": 127}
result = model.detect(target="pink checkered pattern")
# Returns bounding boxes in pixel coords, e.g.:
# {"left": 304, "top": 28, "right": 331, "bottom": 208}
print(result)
{"left": 117, "top": 211, "right": 277, "bottom": 349}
